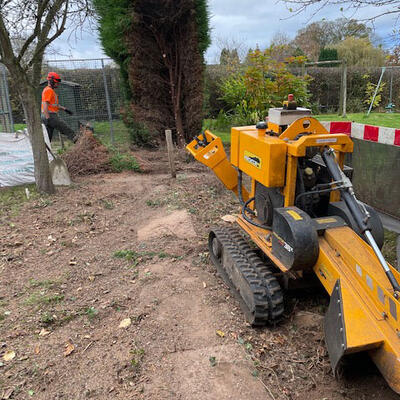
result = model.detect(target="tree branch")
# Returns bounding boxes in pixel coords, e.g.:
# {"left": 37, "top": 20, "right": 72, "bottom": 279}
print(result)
{"left": 28, "top": 0, "right": 69, "bottom": 69}
{"left": 0, "top": 12, "right": 16, "bottom": 68}
{"left": 282, "top": 0, "right": 400, "bottom": 21}
{"left": 17, "top": 0, "right": 50, "bottom": 63}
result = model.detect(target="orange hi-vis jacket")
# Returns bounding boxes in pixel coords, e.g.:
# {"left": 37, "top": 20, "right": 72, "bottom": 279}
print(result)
{"left": 41, "top": 86, "right": 59, "bottom": 113}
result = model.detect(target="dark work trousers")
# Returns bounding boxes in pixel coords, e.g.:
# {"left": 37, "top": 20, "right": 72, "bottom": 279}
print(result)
{"left": 42, "top": 112, "right": 76, "bottom": 142}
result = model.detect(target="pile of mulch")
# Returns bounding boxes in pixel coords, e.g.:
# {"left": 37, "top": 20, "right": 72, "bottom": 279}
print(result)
{"left": 62, "top": 130, "right": 111, "bottom": 177}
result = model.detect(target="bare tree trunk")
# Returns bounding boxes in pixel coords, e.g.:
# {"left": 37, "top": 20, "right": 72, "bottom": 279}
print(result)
{"left": 174, "top": 60, "right": 185, "bottom": 147}
{"left": 19, "top": 79, "right": 55, "bottom": 194}
{"left": 174, "top": 105, "right": 184, "bottom": 146}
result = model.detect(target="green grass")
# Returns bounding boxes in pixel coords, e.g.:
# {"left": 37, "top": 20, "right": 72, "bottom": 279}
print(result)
{"left": 24, "top": 292, "right": 64, "bottom": 306}
{"left": 202, "top": 112, "right": 400, "bottom": 144}
{"left": 315, "top": 113, "right": 400, "bottom": 129}
{"left": 382, "top": 230, "right": 399, "bottom": 267}
{"left": 113, "top": 250, "right": 138, "bottom": 260}
{"left": 0, "top": 184, "right": 41, "bottom": 218}
{"left": 12, "top": 120, "right": 130, "bottom": 148}
{"left": 28, "top": 279, "right": 58, "bottom": 289}
{"left": 93, "top": 120, "right": 130, "bottom": 148}
{"left": 211, "top": 130, "right": 230, "bottom": 144}
{"left": 14, "top": 123, "right": 26, "bottom": 131}
{"left": 84, "top": 306, "right": 98, "bottom": 320}
{"left": 109, "top": 151, "right": 140, "bottom": 172}
{"left": 202, "top": 119, "right": 230, "bottom": 144}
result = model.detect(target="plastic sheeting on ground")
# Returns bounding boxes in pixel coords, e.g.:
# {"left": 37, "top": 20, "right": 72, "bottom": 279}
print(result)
{"left": 0, "top": 125, "right": 52, "bottom": 187}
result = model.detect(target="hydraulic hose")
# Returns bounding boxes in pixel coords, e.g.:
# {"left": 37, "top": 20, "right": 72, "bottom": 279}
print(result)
{"left": 238, "top": 170, "right": 246, "bottom": 207}
{"left": 322, "top": 147, "right": 400, "bottom": 294}
{"left": 242, "top": 197, "right": 272, "bottom": 230}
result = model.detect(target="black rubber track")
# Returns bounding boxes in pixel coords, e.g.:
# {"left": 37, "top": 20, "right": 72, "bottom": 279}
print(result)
{"left": 208, "top": 226, "right": 284, "bottom": 326}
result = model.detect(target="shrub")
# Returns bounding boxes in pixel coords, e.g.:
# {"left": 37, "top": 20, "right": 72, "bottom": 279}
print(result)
{"left": 109, "top": 152, "right": 141, "bottom": 172}
{"left": 219, "top": 48, "right": 311, "bottom": 121}
{"left": 121, "top": 106, "right": 156, "bottom": 148}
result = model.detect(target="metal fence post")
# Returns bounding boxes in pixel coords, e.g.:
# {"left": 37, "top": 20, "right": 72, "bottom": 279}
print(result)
{"left": 101, "top": 58, "right": 114, "bottom": 145}
{"left": 367, "top": 67, "right": 386, "bottom": 116}
{"left": 341, "top": 62, "right": 347, "bottom": 118}
{"left": 1, "top": 65, "right": 14, "bottom": 132}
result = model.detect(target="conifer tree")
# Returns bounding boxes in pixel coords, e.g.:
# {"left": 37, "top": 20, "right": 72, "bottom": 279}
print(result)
{"left": 94, "top": 0, "right": 210, "bottom": 145}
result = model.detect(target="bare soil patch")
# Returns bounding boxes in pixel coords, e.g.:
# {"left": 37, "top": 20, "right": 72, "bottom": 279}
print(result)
{"left": 0, "top": 148, "right": 398, "bottom": 400}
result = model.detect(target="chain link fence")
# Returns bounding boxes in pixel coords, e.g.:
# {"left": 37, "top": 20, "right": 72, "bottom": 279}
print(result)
{"left": 43, "top": 58, "right": 123, "bottom": 145}
{"left": 4, "top": 58, "right": 124, "bottom": 145}
{"left": 296, "top": 65, "right": 400, "bottom": 114}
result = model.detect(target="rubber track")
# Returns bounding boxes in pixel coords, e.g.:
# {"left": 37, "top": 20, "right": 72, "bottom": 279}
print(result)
{"left": 209, "top": 226, "right": 284, "bottom": 326}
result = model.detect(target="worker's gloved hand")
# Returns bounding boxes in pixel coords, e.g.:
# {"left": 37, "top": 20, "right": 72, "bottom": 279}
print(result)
{"left": 64, "top": 108, "right": 73, "bottom": 115}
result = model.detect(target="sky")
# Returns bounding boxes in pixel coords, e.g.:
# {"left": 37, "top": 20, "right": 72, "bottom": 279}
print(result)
{"left": 51, "top": 0, "right": 398, "bottom": 63}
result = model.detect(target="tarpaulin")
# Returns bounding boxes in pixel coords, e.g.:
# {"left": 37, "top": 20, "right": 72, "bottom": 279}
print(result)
{"left": 0, "top": 126, "right": 52, "bottom": 187}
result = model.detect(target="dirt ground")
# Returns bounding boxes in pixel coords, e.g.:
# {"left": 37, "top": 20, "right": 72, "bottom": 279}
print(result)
{"left": 0, "top": 149, "right": 399, "bottom": 400}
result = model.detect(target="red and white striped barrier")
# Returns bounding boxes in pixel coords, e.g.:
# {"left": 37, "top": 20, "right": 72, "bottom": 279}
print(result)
{"left": 320, "top": 121, "right": 400, "bottom": 147}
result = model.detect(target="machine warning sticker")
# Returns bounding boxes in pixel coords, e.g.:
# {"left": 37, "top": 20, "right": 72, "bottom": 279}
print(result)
{"left": 317, "top": 217, "right": 337, "bottom": 224}
{"left": 316, "top": 138, "right": 337, "bottom": 144}
{"left": 244, "top": 151, "right": 262, "bottom": 169}
{"left": 273, "top": 232, "right": 294, "bottom": 253}
{"left": 286, "top": 210, "right": 303, "bottom": 221}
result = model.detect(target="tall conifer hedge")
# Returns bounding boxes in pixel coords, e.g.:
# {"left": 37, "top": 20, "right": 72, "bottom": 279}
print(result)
{"left": 94, "top": 0, "right": 210, "bottom": 145}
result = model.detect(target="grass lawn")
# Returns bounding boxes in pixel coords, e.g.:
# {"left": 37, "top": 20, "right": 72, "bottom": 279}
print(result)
{"left": 203, "top": 112, "right": 400, "bottom": 144}
{"left": 92, "top": 120, "right": 130, "bottom": 148}
{"left": 12, "top": 120, "right": 130, "bottom": 150}
{"left": 315, "top": 113, "right": 400, "bottom": 129}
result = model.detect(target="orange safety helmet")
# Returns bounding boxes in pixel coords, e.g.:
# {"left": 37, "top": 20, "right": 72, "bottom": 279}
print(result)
{"left": 47, "top": 72, "right": 61, "bottom": 88}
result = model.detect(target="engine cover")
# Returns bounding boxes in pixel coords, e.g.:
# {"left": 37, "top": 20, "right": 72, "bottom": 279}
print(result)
{"left": 272, "top": 207, "right": 319, "bottom": 271}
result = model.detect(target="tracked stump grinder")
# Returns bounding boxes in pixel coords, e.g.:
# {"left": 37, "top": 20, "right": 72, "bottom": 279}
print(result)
{"left": 187, "top": 104, "right": 400, "bottom": 392}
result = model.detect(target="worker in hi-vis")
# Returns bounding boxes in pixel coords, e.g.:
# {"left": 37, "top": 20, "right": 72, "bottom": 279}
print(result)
{"left": 41, "top": 72, "right": 76, "bottom": 142}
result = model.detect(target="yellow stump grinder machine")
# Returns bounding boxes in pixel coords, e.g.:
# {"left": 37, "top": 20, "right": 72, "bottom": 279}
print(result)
{"left": 187, "top": 102, "right": 400, "bottom": 392}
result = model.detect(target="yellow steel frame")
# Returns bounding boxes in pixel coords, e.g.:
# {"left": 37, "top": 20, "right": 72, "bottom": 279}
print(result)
{"left": 187, "top": 130, "right": 249, "bottom": 201}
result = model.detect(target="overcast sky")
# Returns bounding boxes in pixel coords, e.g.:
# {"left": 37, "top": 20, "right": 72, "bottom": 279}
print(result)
{"left": 51, "top": 0, "right": 397, "bottom": 62}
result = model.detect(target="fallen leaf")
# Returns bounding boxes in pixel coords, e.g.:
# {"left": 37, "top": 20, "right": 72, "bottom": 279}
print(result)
{"left": 3, "top": 350, "right": 15, "bottom": 361}
{"left": 64, "top": 342, "right": 75, "bottom": 357}
{"left": 221, "top": 214, "right": 237, "bottom": 223}
{"left": 119, "top": 318, "right": 131, "bottom": 329}
{"left": 88, "top": 275, "right": 95, "bottom": 282}
{"left": 216, "top": 330, "right": 225, "bottom": 338}
{"left": 39, "top": 329, "right": 50, "bottom": 336}
{"left": 34, "top": 345, "right": 40, "bottom": 354}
